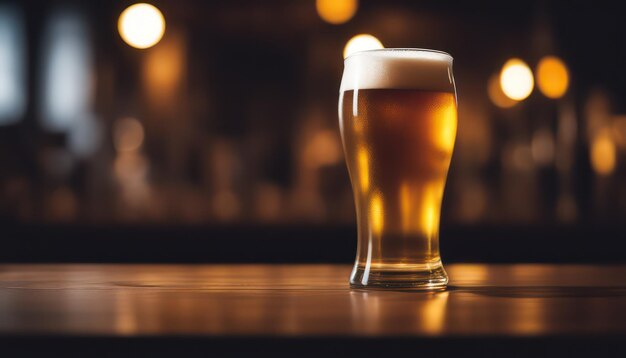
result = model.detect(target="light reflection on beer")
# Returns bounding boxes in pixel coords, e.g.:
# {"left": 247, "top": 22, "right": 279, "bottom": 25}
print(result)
{"left": 420, "top": 183, "right": 438, "bottom": 238}
{"left": 400, "top": 182, "right": 411, "bottom": 233}
{"left": 353, "top": 110, "right": 364, "bottom": 134}
{"left": 435, "top": 104, "right": 457, "bottom": 152}
{"left": 357, "top": 147, "right": 369, "bottom": 192}
{"left": 369, "top": 192, "right": 384, "bottom": 234}
{"left": 399, "top": 181, "right": 441, "bottom": 238}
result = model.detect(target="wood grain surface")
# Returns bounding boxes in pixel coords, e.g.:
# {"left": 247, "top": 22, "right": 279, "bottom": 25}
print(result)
{"left": 1, "top": 264, "right": 626, "bottom": 336}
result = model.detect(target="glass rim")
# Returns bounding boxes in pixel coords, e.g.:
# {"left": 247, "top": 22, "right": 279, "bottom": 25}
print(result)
{"left": 344, "top": 48, "right": 453, "bottom": 61}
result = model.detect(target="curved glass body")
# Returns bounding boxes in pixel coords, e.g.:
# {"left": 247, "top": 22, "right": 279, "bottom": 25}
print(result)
{"left": 338, "top": 49, "right": 457, "bottom": 289}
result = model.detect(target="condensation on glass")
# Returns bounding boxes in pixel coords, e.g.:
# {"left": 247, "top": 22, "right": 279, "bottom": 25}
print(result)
{"left": 338, "top": 49, "right": 457, "bottom": 289}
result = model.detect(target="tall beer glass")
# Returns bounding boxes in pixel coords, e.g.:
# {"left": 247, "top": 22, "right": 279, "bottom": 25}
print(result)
{"left": 339, "top": 49, "right": 457, "bottom": 289}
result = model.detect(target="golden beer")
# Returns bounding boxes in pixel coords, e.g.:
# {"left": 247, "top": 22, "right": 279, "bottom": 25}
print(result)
{"left": 339, "top": 49, "right": 457, "bottom": 289}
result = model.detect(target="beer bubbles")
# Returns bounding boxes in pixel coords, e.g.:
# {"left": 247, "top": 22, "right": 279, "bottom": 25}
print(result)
{"left": 536, "top": 56, "right": 569, "bottom": 99}
{"left": 343, "top": 34, "right": 383, "bottom": 59}
{"left": 118, "top": 3, "right": 165, "bottom": 49}
{"left": 316, "top": 0, "right": 358, "bottom": 25}
{"left": 500, "top": 58, "right": 534, "bottom": 101}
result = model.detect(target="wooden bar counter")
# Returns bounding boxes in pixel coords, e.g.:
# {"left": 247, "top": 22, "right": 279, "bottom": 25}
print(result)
{"left": 1, "top": 264, "right": 626, "bottom": 356}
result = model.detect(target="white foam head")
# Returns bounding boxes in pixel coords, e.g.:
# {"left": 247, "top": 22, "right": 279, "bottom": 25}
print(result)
{"left": 340, "top": 49, "right": 455, "bottom": 93}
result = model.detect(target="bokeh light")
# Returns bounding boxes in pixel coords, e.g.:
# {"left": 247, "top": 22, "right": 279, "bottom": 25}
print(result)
{"left": 69, "top": 114, "right": 102, "bottom": 158}
{"left": 212, "top": 190, "right": 240, "bottom": 221}
{"left": 41, "top": 11, "right": 92, "bottom": 131}
{"left": 113, "top": 117, "right": 145, "bottom": 153}
{"left": 143, "top": 32, "right": 184, "bottom": 107}
{"left": 118, "top": 3, "right": 165, "bottom": 49}
{"left": 302, "top": 129, "right": 342, "bottom": 168}
{"left": 590, "top": 129, "right": 616, "bottom": 176}
{"left": 531, "top": 129, "right": 555, "bottom": 166}
{"left": 343, "top": 34, "right": 383, "bottom": 59}
{"left": 0, "top": 5, "right": 26, "bottom": 125}
{"left": 316, "top": 0, "right": 358, "bottom": 25}
{"left": 500, "top": 58, "right": 534, "bottom": 101}
{"left": 487, "top": 73, "right": 517, "bottom": 108}
{"left": 47, "top": 186, "right": 78, "bottom": 222}
{"left": 536, "top": 56, "right": 569, "bottom": 99}
{"left": 611, "top": 115, "right": 626, "bottom": 149}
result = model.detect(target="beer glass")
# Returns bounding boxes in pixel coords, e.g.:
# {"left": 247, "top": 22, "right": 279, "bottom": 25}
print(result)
{"left": 338, "top": 49, "right": 457, "bottom": 289}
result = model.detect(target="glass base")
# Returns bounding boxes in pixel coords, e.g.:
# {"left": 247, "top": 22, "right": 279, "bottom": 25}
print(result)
{"left": 350, "top": 263, "right": 448, "bottom": 290}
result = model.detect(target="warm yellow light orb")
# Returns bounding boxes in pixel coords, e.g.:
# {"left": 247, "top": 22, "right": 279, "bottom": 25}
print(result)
{"left": 487, "top": 74, "right": 518, "bottom": 108}
{"left": 590, "top": 130, "right": 616, "bottom": 176}
{"left": 500, "top": 58, "right": 534, "bottom": 101}
{"left": 536, "top": 56, "right": 569, "bottom": 99}
{"left": 343, "top": 34, "right": 383, "bottom": 59}
{"left": 118, "top": 3, "right": 165, "bottom": 49}
{"left": 316, "top": 0, "right": 358, "bottom": 25}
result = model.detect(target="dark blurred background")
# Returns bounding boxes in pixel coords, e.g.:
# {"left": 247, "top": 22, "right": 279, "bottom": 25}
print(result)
{"left": 1, "top": 0, "right": 625, "bottom": 263}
